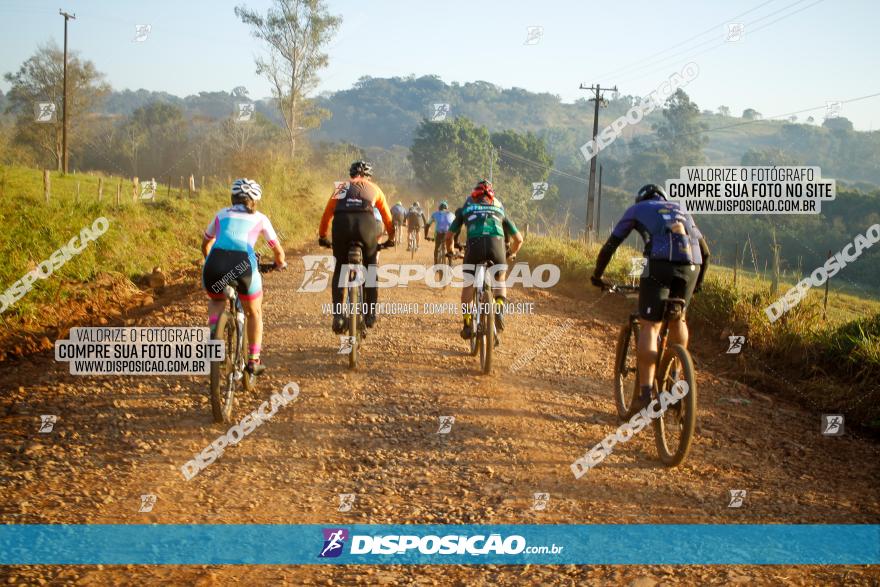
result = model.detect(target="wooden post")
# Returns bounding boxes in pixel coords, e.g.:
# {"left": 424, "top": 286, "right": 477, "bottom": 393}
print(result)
{"left": 733, "top": 241, "right": 739, "bottom": 289}
{"left": 166, "top": 177, "right": 171, "bottom": 198}
{"left": 116, "top": 180, "right": 121, "bottom": 206}
{"left": 132, "top": 176, "right": 139, "bottom": 201}
{"left": 201, "top": 175, "right": 205, "bottom": 191}
{"left": 75, "top": 181, "right": 80, "bottom": 203}
{"left": 770, "top": 227, "right": 780, "bottom": 296}
{"left": 179, "top": 176, "right": 184, "bottom": 197}
{"left": 823, "top": 250, "right": 832, "bottom": 320}
{"left": 43, "top": 170, "right": 50, "bottom": 203}
{"left": 98, "top": 177, "right": 104, "bottom": 201}
{"left": 188, "top": 174, "right": 194, "bottom": 197}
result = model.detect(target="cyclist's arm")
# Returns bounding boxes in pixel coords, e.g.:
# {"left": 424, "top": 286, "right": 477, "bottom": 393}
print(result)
{"left": 503, "top": 217, "right": 523, "bottom": 256}
{"left": 446, "top": 208, "right": 464, "bottom": 253}
{"left": 593, "top": 208, "right": 637, "bottom": 279}
{"left": 695, "top": 237, "right": 710, "bottom": 291}
{"left": 318, "top": 195, "right": 336, "bottom": 239}
{"left": 260, "top": 215, "right": 286, "bottom": 266}
{"left": 201, "top": 216, "right": 219, "bottom": 258}
{"left": 374, "top": 189, "right": 396, "bottom": 240}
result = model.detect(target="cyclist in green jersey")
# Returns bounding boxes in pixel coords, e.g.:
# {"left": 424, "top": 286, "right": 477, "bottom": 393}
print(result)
{"left": 446, "top": 180, "right": 524, "bottom": 339}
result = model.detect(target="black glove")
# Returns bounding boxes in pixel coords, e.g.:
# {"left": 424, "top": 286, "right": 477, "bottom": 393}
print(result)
{"left": 590, "top": 274, "right": 605, "bottom": 288}
{"left": 318, "top": 237, "right": 332, "bottom": 248}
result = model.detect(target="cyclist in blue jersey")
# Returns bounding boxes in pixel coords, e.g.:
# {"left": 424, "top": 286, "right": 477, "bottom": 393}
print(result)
{"left": 591, "top": 183, "right": 710, "bottom": 412}
{"left": 425, "top": 200, "right": 455, "bottom": 262}
{"left": 202, "top": 178, "right": 286, "bottom": 375}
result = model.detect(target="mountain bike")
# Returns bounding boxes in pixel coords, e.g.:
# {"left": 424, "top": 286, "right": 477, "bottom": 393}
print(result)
{"left": 393, "top": 222, "right": 403, "bottom": 246}
{"left": 465, "top": 259, "right": 500, "bottom": 375}
{"left": 209, "top": 259, "right": 279, "bottom": 424}
{"left": 604, "top": 283, "right": 697, "bottom": 466}
{"left": 322, "top": 239, "right": 394, "bottom": 370}
{"left": 408, "top": 229, "right": 418, "bottom": 259}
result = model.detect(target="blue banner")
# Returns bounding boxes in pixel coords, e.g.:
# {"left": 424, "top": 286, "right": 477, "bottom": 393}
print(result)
{"left": 0, "top": 524, "right": 877, "bottom": 565}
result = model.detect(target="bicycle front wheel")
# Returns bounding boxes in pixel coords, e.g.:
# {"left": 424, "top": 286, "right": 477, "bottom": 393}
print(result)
{"left": 479, "top": 286, "right": 494, "bottom": 375}
{"left": 653, "top": 344, "right": 697, "bottom": 466}
{"left": 209, "top": 311, "right": 236, "bottom": 423}
{"left": 468, "top": 288, "right": 479, "bottom": 356}
{"left": 613, "top": 318, "right": 640, "bottom": 421}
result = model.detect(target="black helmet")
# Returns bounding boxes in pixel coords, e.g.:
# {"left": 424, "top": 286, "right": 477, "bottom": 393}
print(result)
{"left": 349, "top": 160, "right": 373, "bottom": 178}
{"left": 636, "top": 183, "right": 667, "bottom": 203}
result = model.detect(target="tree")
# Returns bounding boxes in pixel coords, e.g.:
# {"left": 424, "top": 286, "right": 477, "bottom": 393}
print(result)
{"left": 742, "top": 108, "right": 761, "bottom": 120}
{"left": 822, "top": 117, "right": 854, "bottom": 133}
{"left": 741, "top": 147, "right": 802, "bottom": 167}
{"left": 235, "top": 0, "right": 341, "bottom": 159}
{"left": 409, "top": 117, "right": 494, "bottom": 199}
{"left": 4, "top": 42, "right": 109, "bottom": 170}
{"left": 652, "top": 89, "right": 708, "bottom": 171}
{"left": 717, "top": 105, "right": 731, "bottom": 117}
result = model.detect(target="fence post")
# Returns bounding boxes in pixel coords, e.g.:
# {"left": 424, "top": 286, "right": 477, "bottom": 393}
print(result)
{"left": 166, "top": 177, "right": 171, "bottom": 198}
{"left": 201, "top": 175, "right": 205, "bottom": 191}
{"left": 75, "top": 181, "right": 80, "bottom": 204}
{"left": 116, "top": 180, "right": 121, "bottom": 206}
{"left": 43, "top": 170, "right": 50, "bottom": 203}
{"left": 733, "top": 241, "right": 739, "bottom": 289}
{"left": 770, "top": 227, "right": 780, "bottom": 296}
{"left": 823, "top": 250, "right": 832, "bottom": 320}
{"left": 179, "top": 176, "right": 184, "bottom": 197}
{"left": 98, "top": 177, "right": 104, "bottom": 201}
{"left": 188, "top": 174, "right": 194, "bottom": 197}
{"left": 132, "top": 176, "right": 139, "bottom": 201}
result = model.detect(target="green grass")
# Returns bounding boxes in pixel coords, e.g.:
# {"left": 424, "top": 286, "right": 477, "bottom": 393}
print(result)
{"left": 0, "top": 164, "right": 324, "bottom": 323}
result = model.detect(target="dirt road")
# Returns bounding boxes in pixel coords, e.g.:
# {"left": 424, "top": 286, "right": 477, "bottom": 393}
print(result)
{"left": 1, "top": 243, "right": 878, "bottom": 585}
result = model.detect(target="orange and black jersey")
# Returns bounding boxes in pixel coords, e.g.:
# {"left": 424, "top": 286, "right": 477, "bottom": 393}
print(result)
{"left": 318, "top": 178, "right": 395, "bottom": 239}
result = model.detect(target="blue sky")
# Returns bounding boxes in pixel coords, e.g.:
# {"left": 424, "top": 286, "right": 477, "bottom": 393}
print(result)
{"left": 1, "top": 0, "right": 878, "bottom": 129}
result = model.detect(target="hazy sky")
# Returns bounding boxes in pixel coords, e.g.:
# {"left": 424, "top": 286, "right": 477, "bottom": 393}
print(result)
{"left": 1, "top": 0, "right": 878, "bottom": 129}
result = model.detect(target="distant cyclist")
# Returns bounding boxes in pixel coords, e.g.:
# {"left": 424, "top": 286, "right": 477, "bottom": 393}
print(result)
{"left": 202, "top": 178, "right": 286, "bottom": 375}
{"left": 446, "top": 180, "right": 523, "bottom": 340}
{"left": 318, "top": 161, "right": 396, "bottom": 333}
{"left": 425, "top": 200, "right": 455, "bottom": 262}
{"left": 405, "top": 201, "right": 427, "bottom": 251}
{"left": 390, "top": 201, "right": 407, "bottom": 244}
{"left": 591, "top": 183, "right": 710, "bottom": 412}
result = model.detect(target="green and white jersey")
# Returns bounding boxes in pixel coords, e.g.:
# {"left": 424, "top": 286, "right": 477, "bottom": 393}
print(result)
{"left": 449, "top": 197, "right": 519, "bottom": 239}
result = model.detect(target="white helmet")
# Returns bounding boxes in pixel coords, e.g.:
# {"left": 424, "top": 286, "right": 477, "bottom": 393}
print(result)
{"left": 231, "top": 178, "right": 262, "bottom": 201}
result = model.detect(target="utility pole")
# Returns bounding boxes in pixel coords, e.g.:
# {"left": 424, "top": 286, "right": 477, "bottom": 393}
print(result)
{"left": 59, "top": 9, "right": 76, "bottom": 174}
{"left": 596, "top": 164, "right": 603, "bottom": 238}
{"left": 578, "top": 83, "right": 617, "bottom": 243}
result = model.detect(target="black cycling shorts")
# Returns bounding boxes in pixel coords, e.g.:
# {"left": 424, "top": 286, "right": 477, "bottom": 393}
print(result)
{"left": 462, "top": 236, "right": 505, "bottom": 276}
{"left": 638, "top": 260, "right": 699, "bottom": 322}
{"left": 202, "top": 248, "right": 260, "bottom": 300}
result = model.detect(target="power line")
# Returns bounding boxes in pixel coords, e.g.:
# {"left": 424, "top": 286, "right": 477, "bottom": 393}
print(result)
{"left": 612, "top": 0, "right": 824, "bottom": 89}
{"left": 595, "top": 0, "right": 781, "bottom": 80}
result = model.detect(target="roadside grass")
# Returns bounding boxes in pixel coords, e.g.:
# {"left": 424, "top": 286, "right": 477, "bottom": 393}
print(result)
{"left": 519, "top": 233, "right": 880, "bottom": 429}
{"left": 0, "top": 164, "right": 324, "bottom": 325}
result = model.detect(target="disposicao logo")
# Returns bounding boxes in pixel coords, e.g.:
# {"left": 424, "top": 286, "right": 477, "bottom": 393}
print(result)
{"left": 319, "top": 528, "right": 349, "bottom": 558}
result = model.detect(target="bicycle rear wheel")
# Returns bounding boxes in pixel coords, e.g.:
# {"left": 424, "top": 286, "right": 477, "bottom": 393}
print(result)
{"left": 240, "top": 311, "right": 256, "bottom": 392}
{"left": 653, "top": 344, "right": 697, "bottom": 466}
{"left": 346, "top": 284, "right": 359, "bottom": 370}
{"left": 613, "top": 318, "right": 640, "bottom": 421}
{"left": 479, "top": 285, "right": 494, "bottom": 374}
{"left": 209, "top": 310, "right": 236, "bottom": 423}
